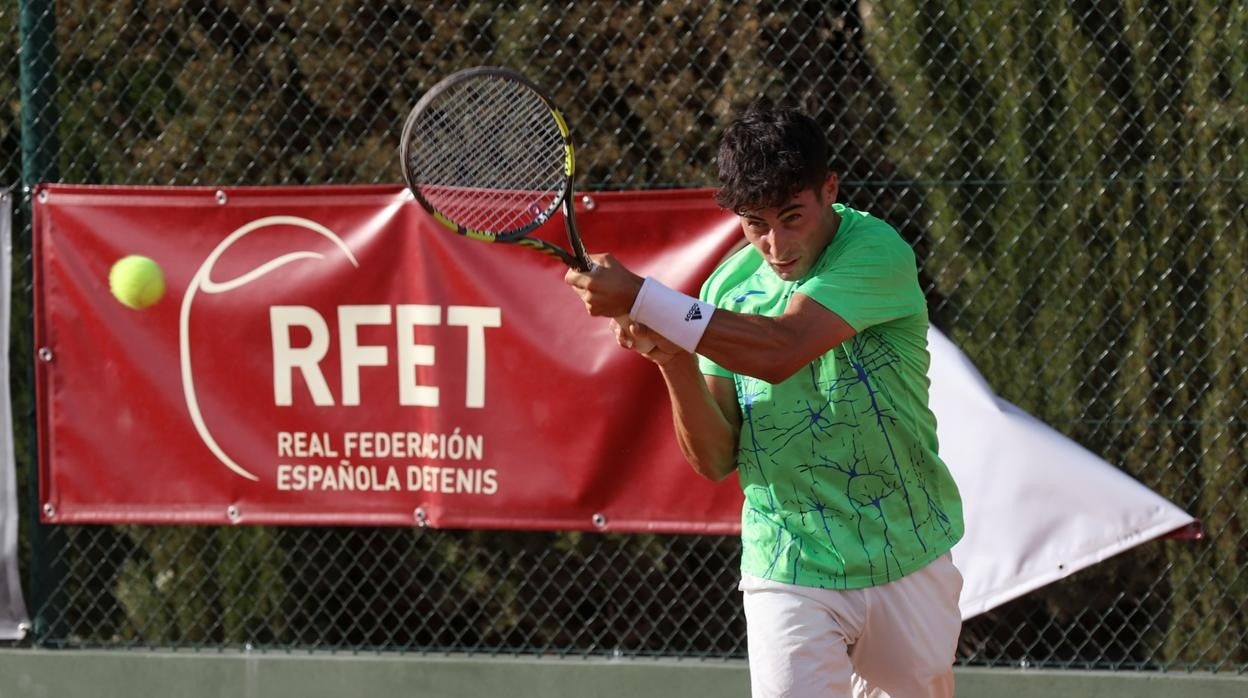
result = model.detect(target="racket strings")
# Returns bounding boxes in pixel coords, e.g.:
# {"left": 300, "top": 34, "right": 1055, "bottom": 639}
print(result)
{"left": 406, "top": 76, "right": 568, "bottom": 236}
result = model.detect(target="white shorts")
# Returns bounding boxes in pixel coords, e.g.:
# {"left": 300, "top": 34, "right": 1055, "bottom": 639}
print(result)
{"left": 740, "top": 553, "right": 963, "bottom": 698}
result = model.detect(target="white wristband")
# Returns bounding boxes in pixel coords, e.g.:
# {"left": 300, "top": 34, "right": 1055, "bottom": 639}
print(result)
{"left": 629, "top": 277, "right": 716, "bottom": 353}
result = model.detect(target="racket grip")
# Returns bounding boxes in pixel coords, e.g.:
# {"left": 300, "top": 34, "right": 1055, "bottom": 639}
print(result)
{"left": 615, "top": 315, "right": 656, "bottom": 354}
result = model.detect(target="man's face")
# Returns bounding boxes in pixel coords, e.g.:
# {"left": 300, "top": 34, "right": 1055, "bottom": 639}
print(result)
{"left": 738, "top": 174, "right": 840, "bottom": 281}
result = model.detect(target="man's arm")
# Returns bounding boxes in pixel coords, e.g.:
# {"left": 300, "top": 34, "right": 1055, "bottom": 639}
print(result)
{"left": 611, "top": 319, "right": 741, "bottom": 482}
{"left": 565, "top": 254, "right": 856, "bottom": 385}
{"left": 695, "top": 293, "right": 855, "bottom": 384}
{"left": 655, "top": 352, "right": 742, "bottom": 482}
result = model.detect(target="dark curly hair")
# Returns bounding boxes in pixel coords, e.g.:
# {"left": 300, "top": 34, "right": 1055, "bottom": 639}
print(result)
{"left": 714, "top": 98, "right": 829, "bottom": 214}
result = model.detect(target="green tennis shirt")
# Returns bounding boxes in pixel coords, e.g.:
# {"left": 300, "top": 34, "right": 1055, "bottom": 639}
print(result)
{"left": 698, "top": 204, "right": 964, "bottom": 589}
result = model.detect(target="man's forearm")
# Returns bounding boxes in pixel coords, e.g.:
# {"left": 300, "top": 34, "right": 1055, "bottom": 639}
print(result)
{"left": 658, "top": 355, "right": 739, "bottom": 482}
{"left": 695, "top": 311, "right": 802, "bottom": 384}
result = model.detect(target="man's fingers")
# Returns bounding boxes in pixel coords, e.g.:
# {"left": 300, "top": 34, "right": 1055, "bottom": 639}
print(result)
{"left": 613, "top": 316, "right": 638, "bottom": 349}
{"left": 564, "top": 267, "right": 589, "bottom": 289}
{"left": 609, "top": 317, "right": 630, "bottom": 348}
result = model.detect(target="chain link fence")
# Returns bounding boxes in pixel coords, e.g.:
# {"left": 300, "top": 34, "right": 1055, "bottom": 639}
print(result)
{"left": 3, "top": 0, "right": 1244, "bottom": 673}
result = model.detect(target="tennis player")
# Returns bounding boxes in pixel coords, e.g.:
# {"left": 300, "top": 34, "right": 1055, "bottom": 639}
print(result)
{"left": 565, "top": 98, "right": 965, "bottom": 697}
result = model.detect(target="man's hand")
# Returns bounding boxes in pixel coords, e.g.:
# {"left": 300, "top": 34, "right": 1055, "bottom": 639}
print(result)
{"left": 564, "top": 253, "right": 645, "bottom": 318}
{"left": 611, "top": 318, "right": 685, "bottom": 365}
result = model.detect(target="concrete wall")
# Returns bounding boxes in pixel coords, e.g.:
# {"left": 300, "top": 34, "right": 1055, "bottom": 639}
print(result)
{"left": 1, "top": 650, "right": 1244, "bottom": 698}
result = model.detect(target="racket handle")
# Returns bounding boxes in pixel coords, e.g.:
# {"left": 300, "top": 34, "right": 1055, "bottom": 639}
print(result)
{"left": 615, "top": 315, "right": 656, "bottom": 354}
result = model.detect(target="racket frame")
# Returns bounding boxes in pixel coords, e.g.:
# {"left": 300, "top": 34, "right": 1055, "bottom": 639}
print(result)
{"left": 400, "top": 66, "right": 593, "bottom": 272}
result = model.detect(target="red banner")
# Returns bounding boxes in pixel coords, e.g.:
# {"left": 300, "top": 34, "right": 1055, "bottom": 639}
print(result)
{"left": 34, "top": 184, "right": 746, "bottom": 531}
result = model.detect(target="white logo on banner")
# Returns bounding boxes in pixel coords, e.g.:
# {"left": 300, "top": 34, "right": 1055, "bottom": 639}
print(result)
{"left": 180, "top": 216, "right": 358, "bottom": 481}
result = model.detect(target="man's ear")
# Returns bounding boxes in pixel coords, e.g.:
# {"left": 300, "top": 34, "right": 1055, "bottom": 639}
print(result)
{"left": 822, "top": 172, "right": 839, "bottom": 203}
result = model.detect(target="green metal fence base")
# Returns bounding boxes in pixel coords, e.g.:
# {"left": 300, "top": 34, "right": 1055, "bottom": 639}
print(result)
{"left": 0, "top": 650, "right": 1244, "bottom": 698}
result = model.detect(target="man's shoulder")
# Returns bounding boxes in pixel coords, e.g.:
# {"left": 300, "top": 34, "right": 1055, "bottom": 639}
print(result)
{"left": 700, "top": 245, "right": 767, "bottom": 302}
{"left": 836, "top": 205, "right": 908, "bottom": 248}
{"left": 820, "top": 206, "right": 915, "bottom": 273}
{"left": 713, "top": 241, "right": 761, "bottom": 272}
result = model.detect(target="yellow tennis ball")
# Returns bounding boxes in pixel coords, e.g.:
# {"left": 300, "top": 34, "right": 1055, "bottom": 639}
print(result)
{"left": 108, "top": 255, "right": 166, "bottom": 309}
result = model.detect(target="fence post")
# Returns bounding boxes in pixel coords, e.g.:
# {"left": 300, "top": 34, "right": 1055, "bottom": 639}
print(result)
{"left": 19, "top": 0, "right": 63, "bottom": 645}
{"left": 20, "top": 0, "right": 59, "bottom": 185}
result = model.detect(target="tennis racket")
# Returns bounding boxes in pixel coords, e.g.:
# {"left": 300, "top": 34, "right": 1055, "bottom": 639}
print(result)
{"left": 399, "top": 66, "right": 651, "bottom": 352}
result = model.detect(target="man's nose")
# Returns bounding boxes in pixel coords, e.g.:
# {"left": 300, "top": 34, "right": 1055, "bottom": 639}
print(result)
{"left": 768, "top": 230, "right": 790, "bottom": 259}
